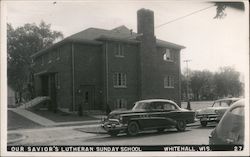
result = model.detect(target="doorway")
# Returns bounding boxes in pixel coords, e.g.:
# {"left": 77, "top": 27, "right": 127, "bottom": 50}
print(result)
{"left": 80, "top": 85, "right": 95, "bottom": 110}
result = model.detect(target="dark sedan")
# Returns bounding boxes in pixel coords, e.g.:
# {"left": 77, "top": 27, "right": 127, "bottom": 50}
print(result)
{"left": 101, "top": 99, "right": 195, "bottom": 136}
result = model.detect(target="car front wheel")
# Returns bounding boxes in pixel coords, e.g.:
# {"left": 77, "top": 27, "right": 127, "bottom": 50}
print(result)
{"left": 176, "top": 120, "right": 186, "bottom": 131}
{"left": 127, "top": 121, "right": 140, "bottom": 136}
{"left": 200, "top": 121, "right": 207, "bottom": 127}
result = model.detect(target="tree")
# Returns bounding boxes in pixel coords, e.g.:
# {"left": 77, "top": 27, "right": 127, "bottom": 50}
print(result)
{"left": 189, "top": 70, "right": 214, "bottom": 101}
{"left": 213, "top": 66, "right": 243, "bottom": 98}
{"left": 7, "top": 21, "right": 63, "bottom": 103}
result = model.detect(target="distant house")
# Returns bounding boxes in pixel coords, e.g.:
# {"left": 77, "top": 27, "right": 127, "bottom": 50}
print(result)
{"left": 8, "top": 86, "right": 16, "bottom": 107}
{"left": 31, "top": 8, "right": 185, "bottom": 113}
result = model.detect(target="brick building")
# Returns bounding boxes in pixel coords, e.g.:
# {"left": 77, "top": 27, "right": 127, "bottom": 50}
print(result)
{"left": 31, "top": 9, "right": 185, "bottom": 113}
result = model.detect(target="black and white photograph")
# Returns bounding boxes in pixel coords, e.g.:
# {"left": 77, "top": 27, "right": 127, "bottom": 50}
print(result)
{"left": 0, "top": 0, "right": 249, "bottom": 156}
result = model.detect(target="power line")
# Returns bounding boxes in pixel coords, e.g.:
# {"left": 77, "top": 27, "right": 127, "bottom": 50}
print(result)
{"left": 155, "top": 5, "right": 215, "bottom": 29}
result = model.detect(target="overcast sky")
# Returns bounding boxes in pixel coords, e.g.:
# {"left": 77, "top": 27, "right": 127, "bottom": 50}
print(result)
{"left": 4, "top": 0, "right": 249, "bottom": 74}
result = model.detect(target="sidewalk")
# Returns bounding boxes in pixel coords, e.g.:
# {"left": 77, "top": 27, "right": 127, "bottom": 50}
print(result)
{"left": 8, "top": 108, "right": 103, "bottom": 128}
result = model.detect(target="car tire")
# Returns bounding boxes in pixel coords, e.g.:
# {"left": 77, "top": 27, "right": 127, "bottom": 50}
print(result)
{"left": 201, "top": 121, "right": 207, "bottom": 127}
{"left": 127, "top": 121, "right": 140, "bottom": 136}
{"left": 108, "top": 130, "right": 119, "bottom": 137}
{"left": 176, "top": 120, "right": 186, "bottom": 132}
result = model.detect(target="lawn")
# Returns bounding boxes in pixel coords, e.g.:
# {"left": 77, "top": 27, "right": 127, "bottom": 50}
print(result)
{"left": 181, "top": 101, "right": 213, "bottom": 111}
{"left": 29, "top": 109, "right": 99, "bottom": 122}
{"left": 8, "top": 110, "right": 41, "bottom": 130}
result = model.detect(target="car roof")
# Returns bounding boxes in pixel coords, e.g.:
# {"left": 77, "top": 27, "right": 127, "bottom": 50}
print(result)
{"left": 137, "top": 99, "right": 176, "bottom": 104}
{"left": 229, "top": 99, "right": 245, "bottom": 108}
{"left": 214, "top": 97, "right": 240, "bottom": 102}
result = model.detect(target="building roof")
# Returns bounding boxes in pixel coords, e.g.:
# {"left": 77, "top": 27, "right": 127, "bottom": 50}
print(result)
{"left": 32, "top": 25, "right": 185, "bottom": 58}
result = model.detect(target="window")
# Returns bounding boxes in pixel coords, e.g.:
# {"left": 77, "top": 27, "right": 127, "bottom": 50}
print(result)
{"left": 163, "top": 103, "right": 177, "bottom": 110}
{"left": 48, "top": 52, "right": 52, "bottom": 63}
{"left": 213, "top": 100, "right": 230, "bottom": 107}
{"left": 163, "top": 48, "right": 174, "bottom": 61}
{"left": 114, "top": 44, "right": 124, "bottom": 57}
{"left": 115, "top": 98, "right": 127, "bottom": 109}
{"left": 231, "top": 106, "right": 244, "bottom": 116}
{"left": 56, "top": 48, "right": 61, "bottom": 60}
{"left": 55, "top": 73, "right": 60, "bottom": 89}
{"left": 164, "top": 75, "right": 174, "bottom": 88}
{"left": 113, "top": 72, "right": 127, "bottom": 88}
{"left": 41, "top": 56, "right": 44, "bottom": 65}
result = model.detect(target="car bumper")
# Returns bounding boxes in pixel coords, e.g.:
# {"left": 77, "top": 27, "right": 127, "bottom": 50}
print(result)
{"left": 101, "top": 119, "right": 127, "bottom": 132}
{"left": 196, "top": 114, "right": 221, "bottom": 122}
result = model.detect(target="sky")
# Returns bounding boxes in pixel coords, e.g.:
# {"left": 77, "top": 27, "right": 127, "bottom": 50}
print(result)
{"left": 3, "top": 0, "right": 249, "bottom": 74}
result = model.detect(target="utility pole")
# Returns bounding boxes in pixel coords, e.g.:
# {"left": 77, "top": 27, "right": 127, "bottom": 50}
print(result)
{"left": 183, "top": 59, "right": 191, "bottom": 110}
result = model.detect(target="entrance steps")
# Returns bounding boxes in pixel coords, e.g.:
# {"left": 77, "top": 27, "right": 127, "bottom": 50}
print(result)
{"left": 18, "top": 96, "right": 50, "bottom": 109}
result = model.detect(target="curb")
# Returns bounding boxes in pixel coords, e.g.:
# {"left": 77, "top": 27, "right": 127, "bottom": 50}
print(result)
{"left": 8, "top": 134, "right": 26, "bottom": 144}
{"left": 53, "top": 120, "right": 102, "bottom": 127}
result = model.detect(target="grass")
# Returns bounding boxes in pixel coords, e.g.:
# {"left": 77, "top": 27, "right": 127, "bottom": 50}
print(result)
{"left": 181, "top": 101, "right": 213, "bottom": 111}
{"left": 8, "top": 110, "right": 42, "bottom": 130}
{"left": 29, "top": 109, "right": 99, "bottom": 122}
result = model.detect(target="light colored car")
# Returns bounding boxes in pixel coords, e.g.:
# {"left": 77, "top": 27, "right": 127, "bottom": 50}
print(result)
{"left": 209, "top": 99, "right": 244, "bottom": 147}
{"left": 196, "top": 98, "right": 240, "bottom": 127}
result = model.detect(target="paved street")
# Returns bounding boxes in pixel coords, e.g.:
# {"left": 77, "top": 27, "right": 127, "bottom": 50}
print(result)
{"left": 8, "top": 123, "right": 215, "bottom": 145}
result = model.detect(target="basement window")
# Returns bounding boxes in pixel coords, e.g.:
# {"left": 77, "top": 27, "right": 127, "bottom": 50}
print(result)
{"left": 115, "top": 98, "right": 127, "bottom": 109}
{"left": 113, "top": 72, "right": 127, "bottom": 88}
{"left": 164, "top": 75, "right": 174, "bottom": 88}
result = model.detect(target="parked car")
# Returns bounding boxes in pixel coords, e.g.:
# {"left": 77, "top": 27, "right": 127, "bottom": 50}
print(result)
{"left": 209, "top": 99, "right": 245, "bottom": 146}
{"left": 101, "top": 99, "right": 195, "bottom": 136}
{"left": 195, "top": 98, "right": 240, "bottom": 127}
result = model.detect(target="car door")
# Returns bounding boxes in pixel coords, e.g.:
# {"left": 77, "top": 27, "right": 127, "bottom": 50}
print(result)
{"left": 161, "top": 102, "right": 179, "bottom": 126}
{"left": 147, "top": 102, "right": 166, "bottom": 128}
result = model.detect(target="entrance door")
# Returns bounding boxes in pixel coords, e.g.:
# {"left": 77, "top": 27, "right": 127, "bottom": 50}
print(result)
{"left": 80, "top": 85, "right": 95, "bottom": 110}
{"left": 49, "top": 74, "right": 57, "bottom": 112}
{"left": 40, "top": 74, "right": 57, "bottom": 111}
{"left": 41, "top": 75, "right": 49, "bottom": 96}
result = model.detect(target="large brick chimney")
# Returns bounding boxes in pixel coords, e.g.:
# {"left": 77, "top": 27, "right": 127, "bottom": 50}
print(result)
{"left": 137, "top": 8, "right": 159, "bottom": 99}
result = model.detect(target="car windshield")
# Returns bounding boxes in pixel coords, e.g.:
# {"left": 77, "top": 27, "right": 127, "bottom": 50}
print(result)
{"left": 132, "top": 102, "right": 150, "bottom": 111}
{"left": 212, "top": 99, "right": 238, "bottom": 107}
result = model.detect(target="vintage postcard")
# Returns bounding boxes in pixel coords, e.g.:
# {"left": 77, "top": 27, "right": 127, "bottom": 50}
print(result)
{"left": 1, "top": 0, "right": 249, "bottom": 156}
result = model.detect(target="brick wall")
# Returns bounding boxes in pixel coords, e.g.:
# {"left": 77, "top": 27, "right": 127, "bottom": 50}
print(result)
{"left": 33, "top": 43, "right": 73, "bottom": 110}
{"left": 73, "top": 43, "right": 103, "bottom": 111}
{"left": 106, "top": 41, "right": 140, "bottom": 109}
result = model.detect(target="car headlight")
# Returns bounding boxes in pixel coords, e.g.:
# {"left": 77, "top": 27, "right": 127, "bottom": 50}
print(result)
{"left": 214, "top": 110, "right": 218, "bottom": 114}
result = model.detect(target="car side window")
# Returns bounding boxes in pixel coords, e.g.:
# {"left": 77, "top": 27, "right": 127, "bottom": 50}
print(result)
{"left": 230, "top": 106, "right": 244, "bottom": 116}
{"left": 213, "top": 101, "right": 229, "bottom": 107}
{"left": 163, "top": 102, "right": 176, "bottom": 110}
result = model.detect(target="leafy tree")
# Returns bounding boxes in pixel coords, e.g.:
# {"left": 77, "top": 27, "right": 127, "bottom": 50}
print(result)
{"left": 189, "top": 70, "right": 214, "bottom": 101}
{"left": 7, "top": 21, "right": 63, "bottom": 103}
{"left": 213, "top": 66, "right": 243, "bottom": 98}
{"left": 182, "top": 67, "right": 243, "bottom": 101}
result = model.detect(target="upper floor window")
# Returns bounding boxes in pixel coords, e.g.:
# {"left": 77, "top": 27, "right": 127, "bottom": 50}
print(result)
{"left": 163, "top": 49, "right": 174, "bottom": 62}
{"left": 55, "top": 73, "right": 60, "bottom": 89}
{"left": 164, "top": 75, "right": 174, "bottom": 88}
{"left": 113, "top": 72, "right": 127, "bottom": 88}
{"left": 48, "top": 52, "right": 52, "bottom": 63}
{"left": 56, "top": 48, "right": 61, "bottom": 60}
{"left": 114, "top": 44, "right": 124, "bottom": 57}
{"left": 41, "top": 56, "right": 44, "bottom": 66}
